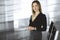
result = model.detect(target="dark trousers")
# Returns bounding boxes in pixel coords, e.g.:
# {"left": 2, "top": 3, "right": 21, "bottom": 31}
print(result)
{"left": 29, "top": 31, "right": 42, "bottom": 40}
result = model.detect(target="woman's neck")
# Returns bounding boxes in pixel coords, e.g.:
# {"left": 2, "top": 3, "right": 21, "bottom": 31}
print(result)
{"left": 34, "top": 11, "right": 40, "bottom": 15}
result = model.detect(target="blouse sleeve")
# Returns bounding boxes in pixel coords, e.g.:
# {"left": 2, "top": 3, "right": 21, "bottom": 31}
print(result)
{"left": 36, "top": 14, "right": 47, "bottom": 31}
{"left": 41, "top": 14, "right": 47, "bottom": 31}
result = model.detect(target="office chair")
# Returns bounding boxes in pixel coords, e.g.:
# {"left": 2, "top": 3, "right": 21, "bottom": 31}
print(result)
{"left": 48, "top": 21, "right": 59, "bottom": 40}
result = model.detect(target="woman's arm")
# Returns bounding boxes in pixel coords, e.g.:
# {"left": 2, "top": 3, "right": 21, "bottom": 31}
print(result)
{"left": 41, "top": 14, "right": 47, "bottom": 31}
{"left": 35, "top": 14, "right": 47, "bottom": 31}
{"left": 42, "top": 15, "right": 47, "bottom": 31}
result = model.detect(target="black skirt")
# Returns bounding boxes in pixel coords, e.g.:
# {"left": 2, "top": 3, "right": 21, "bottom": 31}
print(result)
{"left": 29, "top": 31, "right": 42, "bottom": 40}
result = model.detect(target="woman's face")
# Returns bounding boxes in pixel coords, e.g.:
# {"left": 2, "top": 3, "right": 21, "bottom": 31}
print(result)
{"left": 32, "top": 2, "right": 39, "bottom": 12}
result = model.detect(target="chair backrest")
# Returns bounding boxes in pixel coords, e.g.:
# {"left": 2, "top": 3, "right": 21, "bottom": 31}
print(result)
{"left": 48, "top": 21, "right": 57, "bottom": 40}
{"left": 49, "top": 26, "right": 56, "bottom": 40}
{"left": 49, "top": 21, "right": 54, "bottom": 33}
{"left": 54, "top": 30, "right": 59, "bottom": 40}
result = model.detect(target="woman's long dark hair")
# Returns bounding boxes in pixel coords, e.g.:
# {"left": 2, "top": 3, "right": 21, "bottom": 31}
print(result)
{"left": 32, "top": 0, "right": 42, "bottom": 14}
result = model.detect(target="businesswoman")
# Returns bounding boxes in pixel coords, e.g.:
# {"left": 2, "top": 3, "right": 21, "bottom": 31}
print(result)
{"left": 27, "top": 0, "right": 47, "bottom": 40}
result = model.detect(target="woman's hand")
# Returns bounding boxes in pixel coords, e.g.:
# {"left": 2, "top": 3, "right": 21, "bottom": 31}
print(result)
{"left": 27, "top": 26, "right": 36, "bottom": 31}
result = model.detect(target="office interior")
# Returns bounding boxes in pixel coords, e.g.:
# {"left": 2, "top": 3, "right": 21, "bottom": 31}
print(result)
{"left": 0, "top": 0, "right": 60, "bottom": 40}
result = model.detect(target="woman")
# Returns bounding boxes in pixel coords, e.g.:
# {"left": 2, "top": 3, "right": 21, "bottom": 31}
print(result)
{"left": 27, "top": 0, "right": 47, "bottom": 40}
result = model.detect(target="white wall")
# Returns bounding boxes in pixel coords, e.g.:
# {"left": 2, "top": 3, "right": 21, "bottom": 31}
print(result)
{"left": 14, "top": 0, "right": 34, "bottom": 29}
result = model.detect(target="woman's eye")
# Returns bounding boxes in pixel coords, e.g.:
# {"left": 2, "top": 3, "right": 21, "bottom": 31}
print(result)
{"left": 32, "top": 6, "right": 34, "bottom": 7}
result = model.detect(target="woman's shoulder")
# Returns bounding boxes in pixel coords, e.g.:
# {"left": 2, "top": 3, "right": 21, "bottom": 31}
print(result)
{"left": 40, "top": 13, "right": 46, "bottom": 17}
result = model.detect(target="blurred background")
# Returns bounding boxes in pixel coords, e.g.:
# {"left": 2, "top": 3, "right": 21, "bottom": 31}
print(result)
{"left": 0, "top": 0, "right": 60, "bottom": 40}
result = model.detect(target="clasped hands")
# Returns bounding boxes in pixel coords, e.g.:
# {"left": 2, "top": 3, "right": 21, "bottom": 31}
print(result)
{"left": 27, "top": 26, "right": 36, "bottom": 31}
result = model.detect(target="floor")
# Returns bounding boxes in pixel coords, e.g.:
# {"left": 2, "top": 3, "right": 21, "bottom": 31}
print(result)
{"left": 0, "top": 31, "right": 30, "bottom": 40}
